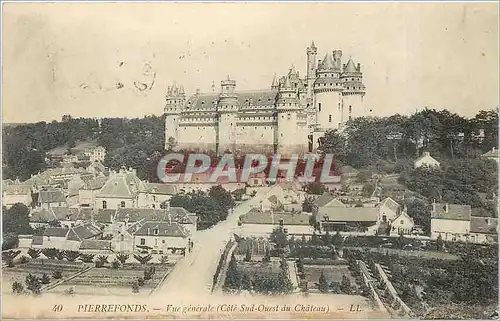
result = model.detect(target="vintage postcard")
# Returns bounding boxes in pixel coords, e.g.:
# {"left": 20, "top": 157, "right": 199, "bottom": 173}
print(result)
{"left": 1, "top": 1, "right": 499, "bottom": 320}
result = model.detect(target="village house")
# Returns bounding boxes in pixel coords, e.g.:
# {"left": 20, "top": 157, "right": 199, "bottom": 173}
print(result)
{"left": 78, "top": 175, "right": 108, "bottom": 208}
{"left": 86, "top": 161, "right": 107, "bottom": 176}
{"left": 377, "top": 197, "right": 401, "bottom": 223}
{"left": 246, "top": 172, "right": 267, "bottom": 187}
{"left": 176, "top": 170, "right": 246, "bottom": 193}
{"left": 312, "top": 193, "right": 346, "bottom": 213}
{"left": 95, "top": 168, "right": 146, "bottom": 209}
{"left": 414, "top": 151, "right": 440, "bottom": 169}
{"left": 430, "top": 203, "right": 471, "bottom": 242}
{"left": 133, "top": 221, "right": 191, "bottom": 253}
{"left": 469, "top": 216, "right": 498, "bottom": 244}
{"left": 86, "top": 146, "right": 107, "bottom": 163}
{"left": 390, "top": 209, "right": 415, "bottom": 236}
{"left": 37, "top": 189, "right": 67, "bottom": 209}
{"left": 481, "top": 147, "right": 499, "bottom": 164}
{"left": 315, "top": 206, "right": 380, "bottom": 233}
{"left": 238, "top": 209, "right": 313, "bottom": 236}
{"left": 79, "top": 239, "right": 113, "bottom": 254}
{"left": 2, "top": 183, "right": 33, "bottom": 208}
{"left": 31, "top": 222, "right": 103, "bottom": 250}
{"left": 137, "top": 182, "right": 178, "bottom": 209}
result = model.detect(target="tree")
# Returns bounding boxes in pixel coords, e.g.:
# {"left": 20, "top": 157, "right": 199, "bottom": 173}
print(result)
{"left": 116, "top": 253, "right": 129, "bottom": 264}
{"left": 25, "top": 274, "right": 41, "bottom": 295}
{"left": 302, "top": 196, "right": 315, "bottom": 213}
{"left": 12, "top": 281, "right": 24, "bottom": 294}
{"left": 262, "top": 248, "right": 271, "bottom": 262}
{"left": 318, "top": 271, "right": 329, "bottom": 293}
{"left": 43, "top": 248, "right": 59, "bottom": 260}
{"left": 224, "top": 254, "right": 241, "bottom": 290}
{"left": 209, "top": 185, "right": 236, "bottom": 211}
{"left": 79, "top": 253, "right": 95, "bottom": 263}
{"left": 436, "top": 234, "right": 444, "bottom": 251}
{"left": 244, "top": 247, "right": 252, "bottom": 262}
{"left": 2, "top": 203, "right": 33, "bottom": 235}
{"left": 166, "top": 136, "right": 177, "bottom": 151}
{"left": 28, "top": 248, "right": 41, "bottom": 259}
{"left": 3, "top": 250, "right": 21, "bottom": 267}
{"left": 321, "top": 129, "right": 347, "bottom": 162}
{"left": 159, "top": 255, "right": 169, "bottom": 264}
{"left": 332, "top": 231, "right": 343, "bottom": 247}
{"left": 40, "top": 273, "right": 51, "bottom": 284}
{"left": 269, "top": 227, "right": 288, "bottom": 250}
{"left": 304, "top": 182, "right": 327, "bottom": 195}
{"left": 52, "top": 270, "right": 62, "bottom": 279}
{"left": 241, "top": 273, "right": 253, "bottom": 291}
{"left": 340, "top": 274, "right": 351, "bottom": 294}
{"left": 95, "top": 255, "right": 108, "bottom": 268}
{"left": 133, "top": 254, "right": 153, "bottom": 264}
{"left": 144, "top": 266, "right": 155, "bottom": 280}
{"left": 132, "top": 281, "right": 140, "bottom": 293}
{"left": 111, "top": 259, "right": 121, "bottom": 269}
{"left": 2, "top": 233, "right": 19, "bottom": 250}
{"left": 63, "top": 250, "right": 80, "bottom": 262}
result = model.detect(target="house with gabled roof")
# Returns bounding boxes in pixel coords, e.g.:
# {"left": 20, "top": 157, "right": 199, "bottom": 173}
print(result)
{"left": 377, "top": 197, "right": 401, "bottom": 223}
{"left": 238, "top": 209, "right": 313, "bottom": 236}
{"left": 133, "top": 221, "right": 191, "bottom": 253}
{"left": 38, "top": 189, "right": 67, "bottom": 209}
{"left": 2, "top": 183, "right": 33, "bottom": 208}
{"left": 315, "top": 206, "right": 380, "bottom": 233}
{"left": 95, "top": 168, "right": 146, "bottom": 209}
{"left": 79, "top": 174, "right": 108, "bottom": 207}
{"left": 431, "top": 202, "right": 471, "bottom": 242}
{"left": 414, "top": 152, "right": 440, "bottom": 169}
{"left": 390, "top": 209, "right": 415, "bottom": 236}
{"left": 469, "top": 216, "right": 498, "bottom": 244}
{"left": 137, "top": 182, "right": 178, "bottom": 209}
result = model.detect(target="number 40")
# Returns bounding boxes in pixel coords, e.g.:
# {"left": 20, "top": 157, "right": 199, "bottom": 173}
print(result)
{"left": 52, "top": 305, "right": 63, "bottom": 312}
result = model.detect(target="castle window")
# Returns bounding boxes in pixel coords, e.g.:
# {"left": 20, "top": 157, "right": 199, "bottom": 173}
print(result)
{"left": 201, "top": 101, "right": 204, "bottom": 104}
{"left": 349, "top": 105, "right": 352, "bottom": 113}
{"left": 255, "top": 127, "right": 257, "bottom": 130}
{"left": 121, "top": 201, "right": 126, "bottom": 208}
{"left": 318, "top": 103, "right": 322, "bottom": 111}
{"left": 329, "top": 115, "right": 332, "bottom": 123}
{"left": 287, "top": 114, "right": 291, "bottom": 119}
{"left": 281, "top": 133, "right": 283, "bottom": 137}
{"left": 349, "top": 116, "right": 352, "bottom": 121}
{"left": 330, "top": 83, "right": 332, "bottom": 86}
{"left": 102, "top": 201, "right": 107, "bottom": 209}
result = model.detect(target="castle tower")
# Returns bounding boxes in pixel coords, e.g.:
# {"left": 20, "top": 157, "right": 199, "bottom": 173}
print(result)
{"left": 271, "top": 73, "right": 279, "bottom": 90}
{"left": 217, "top": 76, "right": 239, "bottom": 154}
{"left": 313, "top": 52, "right": 344, "bottom": 131}
{"left": 276, "top": 73, "right": 305, "bottom": 157}
{"left": 306, "top": 41, "right": 317, "bottom": 100}
{"left": 164, "top": 83, "right": 185, "bottom": 149}
{"left": 341, "top": 57, "right": 366, "bottom": 121}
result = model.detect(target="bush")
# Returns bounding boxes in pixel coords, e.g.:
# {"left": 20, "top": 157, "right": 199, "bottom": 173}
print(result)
{"left": 137, "top": 277, "right": 145, "bottom": 286}
{"left": 132, "top": 282, "right": 139, "bottom": 293}
{"left": 42, "top": 248, "right": 59, "bottom": 259}
{"left": 134, "top": 254, "right": 153, "bottom": 264}
{"left": 95, "top": 255, "right": 108, "bottom": 268}
{"left": 116, "top": 253, "right": 129, "bottom": 264}
{"left": 55, "top": 250, "right": 64, "bottom": 260}
{"left": 159, "top": 255, "right": 169, "bottom": 264}
{"left": 52, "top": 270, "right": 63, "bottom": 279}
{"left": 111, "top": 259, "right": 121, "bottom": 269}
{"left": 12, "top": 281, "right": 24, "bottom": 294}
{"left": 40, "top": 273, "right": 51, "bottom": 284}
{"left": 64, "top": 287, "right": 75, "bottom": 296}
{"left": 18, "top": 255, "right": 29, "bottom": 264}
{"left": 3, "top": 249, "right": 21, "bottom": 267}
{"left": 79, "top": 254, "right": 95, "bottom": 263}
{"left": 25, "top": 273, "right": 41, "bottom": 295}
{"left": 144, "top": 266, "right": 155, "bottom": 280}
{"left": 63, "top": 250, "right": 80, "bottom": 262}
{"left": 27, "top": 248, "right": 42, "bottom": 259}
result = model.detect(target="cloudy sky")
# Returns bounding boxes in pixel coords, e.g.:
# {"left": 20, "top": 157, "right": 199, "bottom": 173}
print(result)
{"left": 2, "top": 2, "right": 498, "bottom": 123}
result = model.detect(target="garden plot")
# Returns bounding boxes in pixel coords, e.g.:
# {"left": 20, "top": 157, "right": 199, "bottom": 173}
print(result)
{"left": 51, "top": 263, "right": 174, "bottom": 295}
{"left": 2, "top": 259, "right": 86, "bottom": 294}
{"left": 303, "top": 264, "right": 358, "bottom": 291}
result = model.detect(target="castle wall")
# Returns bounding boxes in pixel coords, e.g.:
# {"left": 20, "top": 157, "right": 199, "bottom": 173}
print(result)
{"left": 315, "top": 91, "right": 343, "bottom": 130}
{"left": 177, "top": 124, "right": 217, "bottom": 152}
{"left": 342, "top": 94, "right": 367, "bottom": 120}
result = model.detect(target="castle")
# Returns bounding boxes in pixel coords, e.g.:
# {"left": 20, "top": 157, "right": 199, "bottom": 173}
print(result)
{"left": 164, "top": 42, "right": 368, "bottom": 157}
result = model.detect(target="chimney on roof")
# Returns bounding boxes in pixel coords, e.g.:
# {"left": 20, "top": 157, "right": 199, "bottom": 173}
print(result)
{"left": 432, "top": 200, "right": 436, "bottom": 212}
{"left": 486, "top": 217, "right": 491, "bottom": 226}
{"left": 444, "top": 203, "right": 449, "bottom": 213}
{"left": 423, "top": 151, "right": 430, "bottom": 157}
{"left": 168, "top": 213, "right": 172, "bottom": 225}
{"left": 147, "top": 228, "right": 150, "bottom": 235}
{"left": 166, "top": 200, "right": 170, "bottom": 211}
{"left": 492, "top": 147, "right": 496, "bottom": 152}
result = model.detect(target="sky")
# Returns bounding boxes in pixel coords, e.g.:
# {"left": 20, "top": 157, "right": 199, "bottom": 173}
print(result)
{"left": 2, "top": 2, "right": 498, "bottom": 123}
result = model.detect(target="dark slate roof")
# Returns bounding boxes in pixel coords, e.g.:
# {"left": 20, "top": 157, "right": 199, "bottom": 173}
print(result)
{"left": 133, "top": 221, "right": 190, "bottom": 237}
{"left": 83, "top": 176, "right": 108, "bottom": 190}
{"left": 39, "top": 190, "right": 66, "bottom": 204}
{"left": 431, "top": 203, "right": 471, "bottom": 221}
{"left": 316, "top": 207, "right": 379, "bottom": 223}
{"left": 313, "top": 193, "right": 345, "bottom": 207}
{"left": 240, "top": 209, "right": 311, "bottom": 226}
{"left": 114, "top": 207, "right": 196, "bottom": 225}
{"left": 43, "top": 227, "right": 69, "bottom": 238}
{"left": 51, "top": 207, "right": 79, "bottom": 220}
{"left": 470, "top": 216, "right": 498, "bottom": 234}
{"left": 236, "top": 90, "right": 278, "bottom": 108}
{"left": 378, "top": 197, "right": 401, "bottom": 214}
{"left": 66, "top": 223, "right": 102, "bottom": 241}
{"left": 95, "top": 209, "right": 116, "bottom": 223}
{"left": 79, "top": 239, "right": 111, "bottom": 251}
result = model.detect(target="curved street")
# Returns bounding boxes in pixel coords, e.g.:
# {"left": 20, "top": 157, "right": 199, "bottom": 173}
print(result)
{"left": 152, "top": 187, "right": 273, "bottom": 298}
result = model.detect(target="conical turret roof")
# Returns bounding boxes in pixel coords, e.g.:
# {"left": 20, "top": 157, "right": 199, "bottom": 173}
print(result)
{"left": 345, "top": 57, "right": 357, "bottom": 73}
{"left": 318, "top": 53, "right": 335, "bottom": 70}
{"left": 282, "top": 75, "right": 292, "bottom": 90}
{"left": 271, "top": 73, "right": 278, "bottom": 88}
